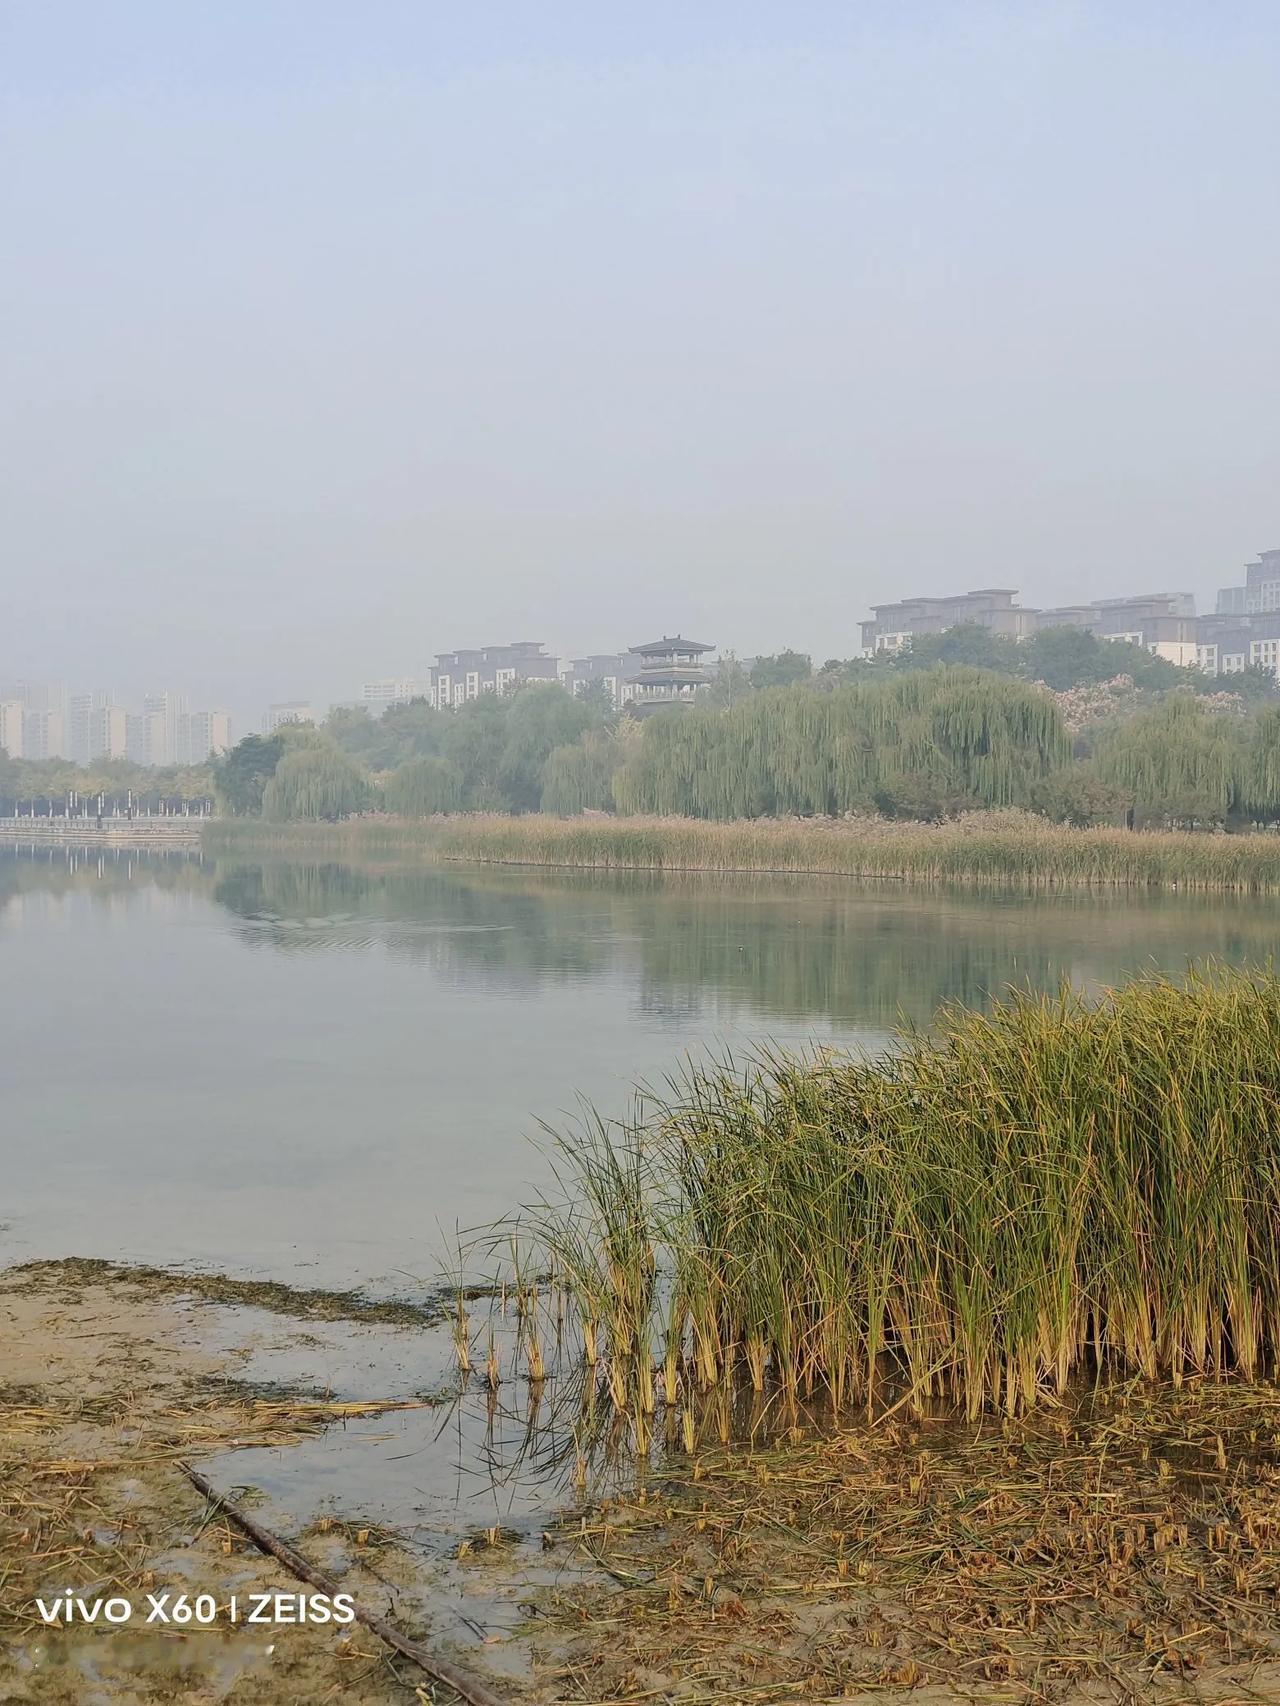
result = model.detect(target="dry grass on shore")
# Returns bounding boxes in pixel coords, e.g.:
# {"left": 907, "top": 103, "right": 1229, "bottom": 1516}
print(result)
{"left": 206, "top": 809, "right": 1280, "bottom": 892}
{"left": 538, "top": 1380, "right": 1280, "bottom": 1703}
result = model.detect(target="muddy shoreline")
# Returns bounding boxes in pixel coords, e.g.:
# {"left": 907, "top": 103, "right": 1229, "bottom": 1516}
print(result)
{"left": 6, "top": 1258, "right": 1280, "bottom": 1705}
{"left": 0, "top": 1258, "right": 534, "bottom": 1705}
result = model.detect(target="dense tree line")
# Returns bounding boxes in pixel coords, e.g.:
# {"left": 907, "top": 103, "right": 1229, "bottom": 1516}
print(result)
{"left": 203, "top": 663, "right": 1280, "bottom": 831}
{"left": 0, "top": 747, "right": 217, "bottom": 806}
{"left": 213, "top": 684, "right": 605, "bottom": 820}
{"left": 613, "top": 670, "right": 1070, "bottom": 818}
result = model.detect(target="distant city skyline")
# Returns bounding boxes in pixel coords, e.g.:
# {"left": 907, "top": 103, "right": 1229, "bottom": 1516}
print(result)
{"left": 6, "top": 548, "right": 1275, "bottom": 738}
{"left": 0, "top": 679, "right": 231, "bottom": 766}
{"left": 6, "top": 542, "right": 1280, "bottom": 757}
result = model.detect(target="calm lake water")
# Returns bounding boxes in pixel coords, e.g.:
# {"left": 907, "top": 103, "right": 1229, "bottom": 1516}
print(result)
{"left": 4, "top": 844, "right": 1279, "bottom": 1290}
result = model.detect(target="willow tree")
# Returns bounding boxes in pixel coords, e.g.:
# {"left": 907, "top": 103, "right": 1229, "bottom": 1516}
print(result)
{"left": 1241, "top": 704, "right": 1280, "bottom": 824}
{"left": 1094, "top": 694, "right": 1246, "bottom": 827}
{"left": 383, "top": 755, "right": 461, "bottom": 816}
{"left": 613, "top": 670, "right": 1069, "bottom": 819}
{"left": 540, "top": 731, "right": 621, "bottom": 814}
{"left": 261, "top": 745, "right": 371, "bottom": 821}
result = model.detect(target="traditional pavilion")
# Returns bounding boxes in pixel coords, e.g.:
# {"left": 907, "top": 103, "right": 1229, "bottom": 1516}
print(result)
{"left": 623, "top": 636, "right": 716, "bottom": 716}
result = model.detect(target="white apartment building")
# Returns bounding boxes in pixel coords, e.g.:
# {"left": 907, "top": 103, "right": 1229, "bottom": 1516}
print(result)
{"left": 430, "top": 642, "right": 559, "bottom": 709}
{"left": 1, "top": 682, "right": 70, "bottom": 760}
{"left": 89, "top": 705, "right": 128, "bottom": 761}
{"left": 69, "top": 691, "right": 116, "bottom": 764}
{"left": 141, "top": 691, "right": 189, "bottom": 766}
{"left": 126, "top": 710, "right": 169, "bottom": 766}
{"left": 22, "top": 709, "right": 66, "bottom": 760}
{"left": 362, "top": 678, "right": 430, "bottom": 714}
{"left": 181, "top": 710, "right": 232, "bottom": 764}
{"left": 0, "top": 700, "right": 25, "bottom": 759}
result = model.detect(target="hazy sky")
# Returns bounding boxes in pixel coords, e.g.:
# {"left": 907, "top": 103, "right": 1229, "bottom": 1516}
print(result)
{"left": 3, "top": 2, "right": 1278, "bottom": 728}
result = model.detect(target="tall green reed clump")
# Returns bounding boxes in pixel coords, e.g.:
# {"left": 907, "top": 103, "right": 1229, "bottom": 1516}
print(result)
{"left": 530, "top": 966, "right": 1280, "bottom": 1420}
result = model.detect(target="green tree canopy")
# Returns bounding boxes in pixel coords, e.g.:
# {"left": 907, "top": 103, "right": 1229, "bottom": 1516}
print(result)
{"left": 383, "top": 754, "right": 462, "bottom": 816}
{"left": 614, "top": 669, "right": 1069, "bottom": 820}
{"left": 324, "top": 699, "right": 445, "bottom": 769}
{"left": 1094, "top": 695, "right": 1247, "bottom": 826}
{"left": 213, "top": 734, "right": 285, "bottom": 815}
{"left": 575, "top": 678, "right": 619, "bottom": 722}
{"left": 261, "top": 744, "right": 372, "bottom": 821}
{"left": 1241, "top": 704, "right": 1280, "bottom": 822}
{"left": 749, "top": 650, "right": 813, "bottom": 689}
{"left": 700, "top": 651, "right": 754, "bottom": 709}
{"left": 491, "top": 682, "right": 597, "bottom": 811}
{"left": 540, "top": 731, "right": 620, "bottom": 814}
{"left": 1019, "top": 627, "right": 1194, "bottom": 693}
{"left": 895, "top": 624, "right": 1022, "bottom": 674}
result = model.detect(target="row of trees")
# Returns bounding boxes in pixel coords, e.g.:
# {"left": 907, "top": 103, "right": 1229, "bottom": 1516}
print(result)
{"left": 1092, "top": 698, "right": 1280, "bottom": 828}
{"left": 0, "top": 747, "right": 218, "bottom": 806}
{"left": 613, "top": 671, "right": 1071, "bottom": 819}
{"left": 206, "top": 667, "right": 1280, "bottom": 831}
{"left": 214, "top": 684, "right": 609, "bottom": 821}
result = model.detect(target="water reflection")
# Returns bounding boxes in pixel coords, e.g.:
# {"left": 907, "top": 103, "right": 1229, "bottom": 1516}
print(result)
{"left": 209, "top": 860, "right": 1280, "bottom": 1024}
{"left": 4, "top": 846, "right": 1280, "bottom": 1030}
{"left": 4, "top": 844, "right": 1280, "bottom": 1283}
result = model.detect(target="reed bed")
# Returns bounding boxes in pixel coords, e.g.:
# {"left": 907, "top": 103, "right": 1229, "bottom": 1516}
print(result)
{"left": 521, "top": 966, "right": 1280, "bottom": 1424}
{"left": 206, "top": 808, "right": 1280, "bottom": 891}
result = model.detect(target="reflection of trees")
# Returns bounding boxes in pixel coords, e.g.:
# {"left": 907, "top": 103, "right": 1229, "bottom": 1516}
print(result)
{"left": 205, "top": 856, "right": 1280, "bottom": 1029}
{"left": 210, "top": 859, "right": 611, "bottom": 991}
{"left": 0, "top": 847, "right": 211, "bottom": 917}
{"left": 8, "top": 845, "right": 1276, "bottom": 1028}
{"left": 628, "top": 885, "right": 1274, "bottom": 1027}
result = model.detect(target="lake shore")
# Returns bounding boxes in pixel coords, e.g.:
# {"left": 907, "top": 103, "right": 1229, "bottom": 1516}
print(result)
{"left": 0, "top": 816, "right": 204, "bottom": 847}
{"left": 5, "top": 1258, "right": 1280, "bottom": 1703}
{"left": 206, "top": 810, "right": 1280, "bottom": 892}
{"left": 0, "top": 1260, "right": 536, "bottom": 1706}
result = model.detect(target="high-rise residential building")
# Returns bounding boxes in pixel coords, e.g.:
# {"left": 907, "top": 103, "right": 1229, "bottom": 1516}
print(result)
{"left": 6, "top": 682, "right": 229, "bottom": 766}
{"left": 1200, "top": 548, "right": 1280, "bottom": 678}
{"left": 0, "top": 700, "right": 25, "bottom": 759}
{"left": 1, "top": 681, "right": 69, "bottom": 759}
{"left": 69, "top": 695, "right": 92, "bottom": 765}
{"left": 139, "top": 691, "right": 189, "bottom": 766}
{"left": 263, "top": 701, "right": 315, "bottom": 734}
{"left": 361, "top": 679, "right": 430, "bottom": 715}
{"left": 860, "top": 587, "right": 1199, "bottom": 665}
{"left": 861, "top": 590, "right": 1040, "bottom": 654}
{"left": 1, "top": 680, "right": 69, "bottom": 718}
{"left": 430, "top": 642, "right": 559, "bottom": 709}
{"left": 68, "top": 691, "right": 115, "bottom": 764}
{"left": 22, "top": 709, "right": 66, "bottom": 760}
{"left": 1050, "top": 593, "right": 1200, "bottom": 667}
{"left": 126, "top": 710, "right": 170, "bottom": 766}
{"left": 89, "top": 705, "right": 128, "bottom": 762}
{"left": 181, "top": 710, "right": 232, "bottom": 764}
{"left": 1216, "top": 549, "right": 1280, "bottom": 616}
